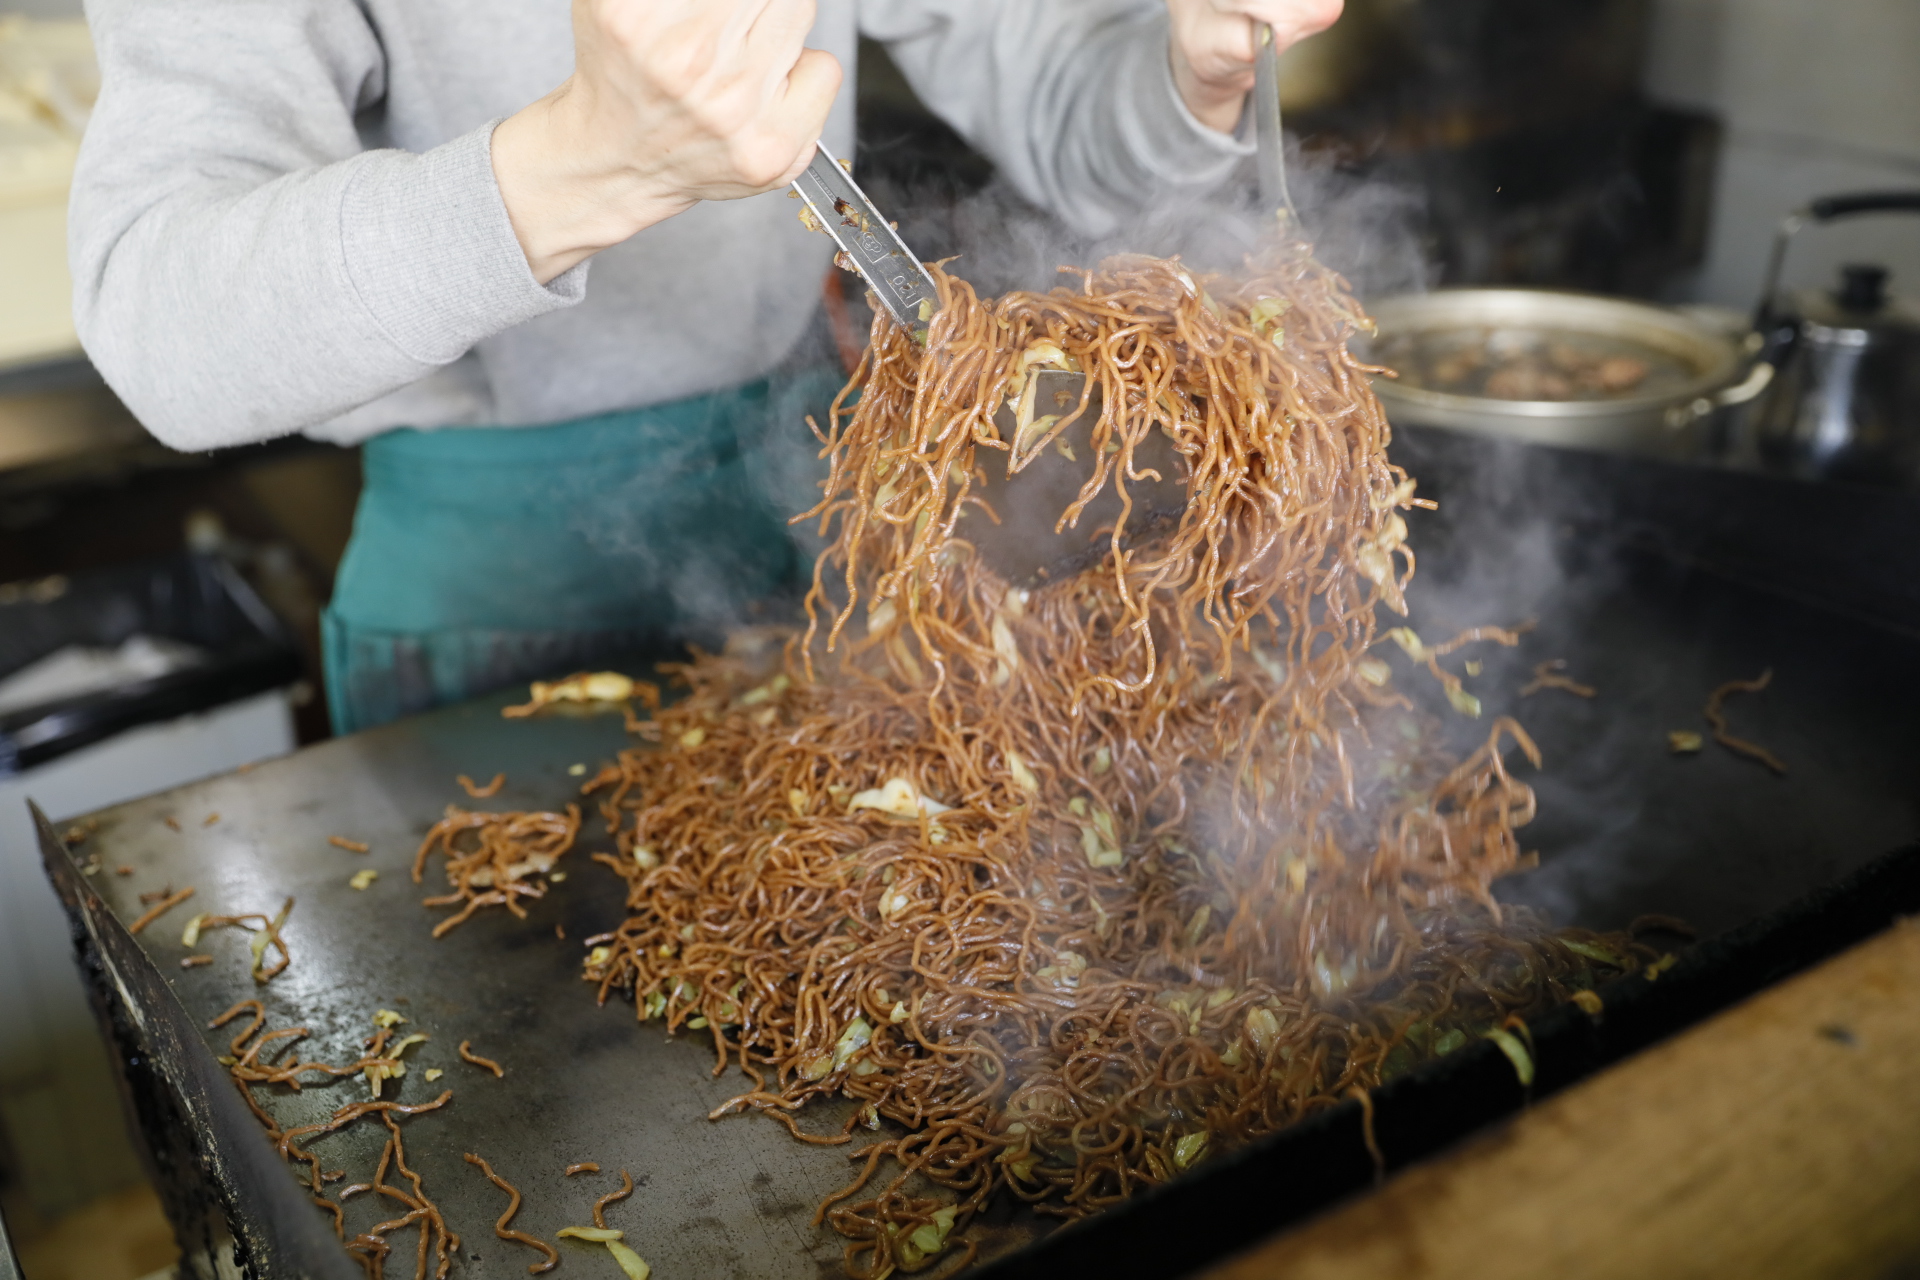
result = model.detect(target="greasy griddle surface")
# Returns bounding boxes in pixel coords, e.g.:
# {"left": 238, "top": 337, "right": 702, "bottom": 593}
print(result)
{"left": 1466, "top": 547, "right": 1920, "bottom": 936}
{"left": 68, "top": 542, "right": 1919, "bottom": 1279}
{"left": 74, "top": 698, "right": 1051, "bottom": 1278}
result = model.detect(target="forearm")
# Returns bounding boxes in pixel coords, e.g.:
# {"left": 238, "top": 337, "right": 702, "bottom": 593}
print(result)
{"left": 72, "top": 0, "right": 595, "bottom": 450}
{"left": 73, "top": 126, "right": 582, "bottom": 450}
{"left": 491, "top": 85, "right": 690, "bottom": 286}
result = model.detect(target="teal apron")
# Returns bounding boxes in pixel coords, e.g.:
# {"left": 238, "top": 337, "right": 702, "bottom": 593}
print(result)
{"left": 322, "top": 367, "right": 842, "bottom": 735}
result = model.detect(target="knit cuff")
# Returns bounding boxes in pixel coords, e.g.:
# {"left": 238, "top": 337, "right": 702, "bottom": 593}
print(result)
{"left": 337, "top": 120, "right": 588, "bottom": 366}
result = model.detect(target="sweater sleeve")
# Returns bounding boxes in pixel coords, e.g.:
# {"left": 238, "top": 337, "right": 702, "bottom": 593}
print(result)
{"left": 69, "top": 0, "right": 586, "bottom": 452}
{"left": 858, "top": 0, "right": 1254, "bottom": 239}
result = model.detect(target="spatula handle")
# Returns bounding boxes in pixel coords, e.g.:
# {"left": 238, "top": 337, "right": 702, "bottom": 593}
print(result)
{"left": 790, "top": 143, "right": 941, "bottom": 339}
{"left": 1252, "top": 23, "right": 1296, "bottom": 223}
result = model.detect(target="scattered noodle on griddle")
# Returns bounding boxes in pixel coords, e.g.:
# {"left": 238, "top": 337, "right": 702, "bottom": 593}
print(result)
{"left": 1705, "top": 668, "right": 1786, "bottom": 775}
{"left": 463, "top": 1151, "right": 559, "bottom": 1274}
{"left": 550, "top": 241, "right": 1654, "bottom": 1274}
{"left": 412, "top": 806, "right": 580, "bottom": 935}
{"left": 207, "top": 1000, "right": 460, "bottom": 1280}
{"left": 592, "top": 1167, "right": 635, "bottom": 1230}
{"left": 1520, "top": 659, "right": 1597, "bottom": 699}
{"left": 128, "top": 885, "right": 194, "bottom": 934}
{"left": 459, "top": 1039, "right": 506, "bottom": 1078}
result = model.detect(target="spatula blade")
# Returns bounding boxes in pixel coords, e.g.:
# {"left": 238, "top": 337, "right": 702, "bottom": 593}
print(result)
{"left": 965, "top": 370, "right": 1188, "bottom": 587}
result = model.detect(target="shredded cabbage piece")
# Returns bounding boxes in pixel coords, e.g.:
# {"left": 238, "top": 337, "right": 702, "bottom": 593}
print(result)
{"left": 848, "top": 777, "right": 950, "bottom": 819}
{"left": 1561, "top": 938, "right": 1625, "bottom": 968}
{"left": 1484, "top": 1027, "right": 1534, "bottom": 1086}
{"left": 833, "top": 1017, "right": 872, "bottom": 1070}
{"left": 556, "top": 1226, "right": 622, "bottom": 1242}
{"left": 605, "top": 1240, "right": 650, "bottom": 1280}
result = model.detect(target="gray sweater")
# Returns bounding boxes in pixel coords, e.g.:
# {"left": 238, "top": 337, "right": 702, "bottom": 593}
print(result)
{"left": 70, "top": 0, "right": 1251, "bottom": 452}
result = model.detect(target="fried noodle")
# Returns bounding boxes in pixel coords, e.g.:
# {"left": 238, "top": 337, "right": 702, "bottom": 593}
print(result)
{"left": 544, "top": 241, "right": 1647, "bottom": 1273}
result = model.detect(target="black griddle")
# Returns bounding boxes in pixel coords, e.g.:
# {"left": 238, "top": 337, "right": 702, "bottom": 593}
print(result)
{"left": 38, "top": 427, "right": 1920, "bottom": 1280}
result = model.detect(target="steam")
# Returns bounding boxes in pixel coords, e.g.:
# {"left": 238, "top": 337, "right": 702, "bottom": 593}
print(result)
{"left": 568, "top": 129, "right": 1686, "bottom": 990}
{"left": 557, "top": 374, "right": 831, "bottom": 652}
{"left": 867, "top": 143, "right": 1432, "bottom": 302}
{"left": 1391, "top": 430, "right": 1655, "bottom": 932}
{"left": 557, "top": 130, "right": 1441, "bottom": 662}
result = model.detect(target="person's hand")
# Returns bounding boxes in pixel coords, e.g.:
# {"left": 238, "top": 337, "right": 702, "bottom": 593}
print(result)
{"left": 1165, "top": 0, "right": 1343, "bottom": 135}
{"left": 493, "top": 0, "right": 842, "bottom": 284}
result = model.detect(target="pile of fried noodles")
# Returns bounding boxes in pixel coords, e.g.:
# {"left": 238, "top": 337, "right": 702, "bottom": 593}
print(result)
{"left": 574, "top": 240, "right": 1648, "bottom": 1276}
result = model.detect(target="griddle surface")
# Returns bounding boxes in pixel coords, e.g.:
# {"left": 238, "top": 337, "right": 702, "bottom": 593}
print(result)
{"left": 69, "top": 699, "right": 1049, "bottom": 1277}
{"left": 58, "top": 539, "right": 1920, "bottom": 1280}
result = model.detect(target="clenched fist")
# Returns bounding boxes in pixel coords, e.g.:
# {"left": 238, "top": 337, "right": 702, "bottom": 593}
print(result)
{"left": 494, "top": 0, "right": 842, "bottom": 283}
{"left": 1165, "top": 0, "right": 1344, "bottom": 134}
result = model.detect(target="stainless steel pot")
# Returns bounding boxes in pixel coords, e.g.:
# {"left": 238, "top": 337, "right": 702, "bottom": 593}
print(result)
{"left": 1358, "top": 289, "right": 1770, "bottom": 458}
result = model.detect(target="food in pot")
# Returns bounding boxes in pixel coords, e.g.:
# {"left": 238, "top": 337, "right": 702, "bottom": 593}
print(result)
{"left": 1376, "top": 327, "right": 1691, "bottom": 401}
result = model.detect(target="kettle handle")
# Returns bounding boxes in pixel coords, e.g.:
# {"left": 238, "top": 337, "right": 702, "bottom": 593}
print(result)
{"left": 1806, "top": 191, "right": 1920, "bottom": 221}
{"left": 1753, "top": 189, "right": 1920, "bottom": 330}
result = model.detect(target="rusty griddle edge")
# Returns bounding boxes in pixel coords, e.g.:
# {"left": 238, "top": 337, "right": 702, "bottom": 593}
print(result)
{"left": 33, "top": 800, "right": 361, "bottom": 1280}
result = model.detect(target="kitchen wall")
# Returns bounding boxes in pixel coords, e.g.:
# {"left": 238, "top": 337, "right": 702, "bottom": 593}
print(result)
{"left": 1, "top": 0, "right": 78, "bottom": 17}
{"left": 1645, "top": 0, "right": 1920, "bottom": 309}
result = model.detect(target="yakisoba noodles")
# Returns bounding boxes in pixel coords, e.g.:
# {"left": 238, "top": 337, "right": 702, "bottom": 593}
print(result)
{"left": 1705, "top": 669, "right": 1786, "bottom": 774}
{"left": 412, "top": 805, "right": 581, "bottom": 936}
{"left": 555, "top": 239, "right": 1652, "bottom": 1275}
{"left": 209, "top": 999, "right": 460, "bottom": 1280}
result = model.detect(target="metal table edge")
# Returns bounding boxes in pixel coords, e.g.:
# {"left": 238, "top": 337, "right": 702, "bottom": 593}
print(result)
{"left": 33, "top": 799, "right": 361, "bottom": 1280}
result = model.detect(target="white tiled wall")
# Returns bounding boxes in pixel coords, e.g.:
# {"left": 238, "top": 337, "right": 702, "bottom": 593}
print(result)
{"left": 0, "top": 1, "right": 82, "bottom": 18}
{"left": 1645, "top": 0, "right": 1920, "bottom": 308}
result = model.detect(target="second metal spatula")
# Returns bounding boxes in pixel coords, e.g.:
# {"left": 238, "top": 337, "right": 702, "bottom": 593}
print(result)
{"left": 790, "top": 29, "right": 1293, "bottom": 585}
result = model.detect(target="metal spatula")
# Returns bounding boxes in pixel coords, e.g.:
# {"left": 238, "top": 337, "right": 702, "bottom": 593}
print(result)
{"left": 1251, "top": 22, "right": 1298, "bottom": 225}
{"left": 791, "top": 35, "right": 1292, "bottom": 585}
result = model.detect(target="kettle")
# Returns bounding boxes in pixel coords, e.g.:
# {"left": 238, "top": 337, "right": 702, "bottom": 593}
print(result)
{"left": 1750, "top": 190, "right": 1920, "bottom": 486}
